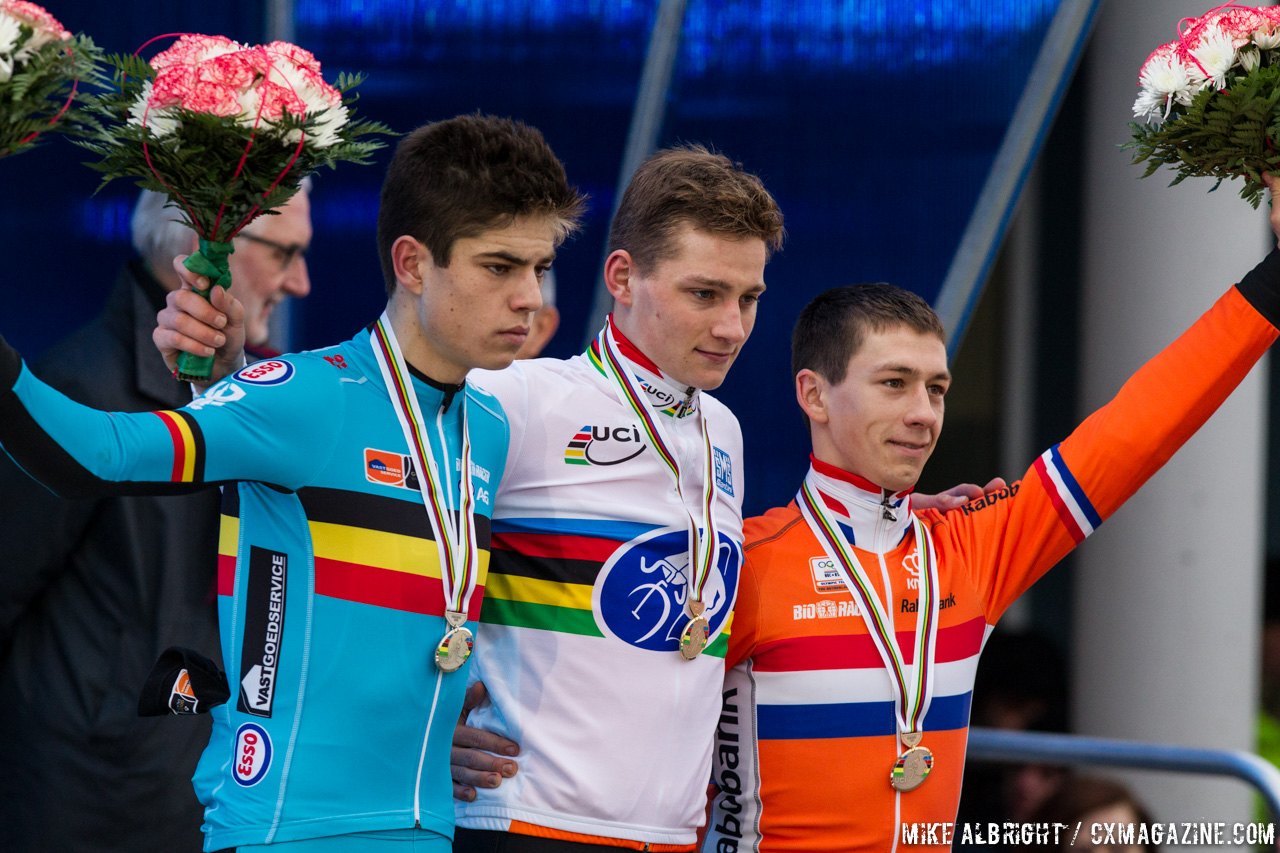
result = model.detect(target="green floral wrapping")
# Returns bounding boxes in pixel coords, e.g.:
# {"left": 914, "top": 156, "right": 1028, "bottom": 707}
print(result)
{"left": 175, "top": 237, "right": 234, "bottom": 381}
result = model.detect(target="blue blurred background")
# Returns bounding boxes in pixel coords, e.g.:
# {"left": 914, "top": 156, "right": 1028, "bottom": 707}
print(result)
{"left": 1, "top": 0, "right": 1078, "bottom": 519}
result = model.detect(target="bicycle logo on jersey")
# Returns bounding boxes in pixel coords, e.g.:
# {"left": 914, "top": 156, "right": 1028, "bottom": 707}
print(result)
{"left": 593, "top": 526, "right": 741, "bottom": 652}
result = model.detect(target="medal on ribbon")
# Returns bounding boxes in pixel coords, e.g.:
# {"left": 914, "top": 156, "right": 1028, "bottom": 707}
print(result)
{"left": 435, "top": 610, "right": 474, "bottom": 673}
{"left": 593, "top": 322, "right": 718, "bottom": 659}
{"left": 797, "top": 474, "right": 940, "bottom": 791}
{"left": 891, "top": 730, "right": 934, "bottom": 792}
{"left": 370, "top": 313, "right": 479, "bottom": 674}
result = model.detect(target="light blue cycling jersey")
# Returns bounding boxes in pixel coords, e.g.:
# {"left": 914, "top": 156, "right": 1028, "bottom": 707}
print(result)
{"left": 0, "top": 327, "right": 508, "bottom": 851}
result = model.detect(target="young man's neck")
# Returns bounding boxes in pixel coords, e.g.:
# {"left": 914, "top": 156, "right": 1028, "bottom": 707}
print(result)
{"left": 607, "top": 314, "right": 665, "bottom": 378}
{"left": 810, "top": 453, "right": 915, "bottom": 498}
{"left": 385, "top": 299, "right": 468, "bottom": 385}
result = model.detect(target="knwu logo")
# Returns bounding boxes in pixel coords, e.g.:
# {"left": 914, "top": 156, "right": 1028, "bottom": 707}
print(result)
{"left": 564, "top": 424, "right": 647, "bottom": 466}
{"left": 904, "top": 547, "right": 922, "bottom": 590}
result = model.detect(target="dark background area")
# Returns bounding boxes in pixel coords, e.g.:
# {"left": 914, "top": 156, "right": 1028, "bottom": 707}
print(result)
{"left": 2, "top": 0, "right": 1061, "bottom": 517}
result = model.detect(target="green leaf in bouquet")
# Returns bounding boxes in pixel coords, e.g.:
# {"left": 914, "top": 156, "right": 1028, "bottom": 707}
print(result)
{"left": 1125, "top": 62, "right": 1280, "bottom": 208}
{"left": 0, "top": 32, "right": 104, "bottom": 157}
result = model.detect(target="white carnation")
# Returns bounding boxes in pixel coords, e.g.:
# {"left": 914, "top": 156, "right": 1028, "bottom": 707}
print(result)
{"left": 1135, "top": 49, "right": 1200, "bottom": 123}
{"left": 235, "top": 85, "right": 264, "bottom": 129}
{"left": 0, "top": 14, "right": 17, "bottom": 84}
{"left": 262, "top": 59, "right": 347, "bottom": 149}
{"left": 302, "top": 102, "right": 347, "bottom": 148}
{"left": 127, "top": 81, "right": 179, "bottom": 138}
{"left": 1132, "top": 89, "right": 1165, "bottom": 123}
{"left": 1254, "top": 28, "right": 1280, "bottom": 51}
{"left": 1188, "top": 28, "right": 1238, "bottom": 89}
{"left": 0, "top": 13, "right": 20, "bottom": 56}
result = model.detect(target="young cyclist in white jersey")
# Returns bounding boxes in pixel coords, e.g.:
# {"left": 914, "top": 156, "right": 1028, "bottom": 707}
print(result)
{"left": 158, "top": 144, "right": 782, "bottom": 852}
{"left": 450, "top": 146, "right": 785, "bottom": 852}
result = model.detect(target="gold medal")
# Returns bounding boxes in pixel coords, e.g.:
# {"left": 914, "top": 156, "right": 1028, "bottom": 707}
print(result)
{"left": 435, "top": 610, "right": 473, "bottom": 673}
{"left": 372, "top": 319, "right": 481, "bottom": 680}
{"left": 889, "top": 731, "right": 934, "bottom": 792}
{"left": 679, "top": 600, "right": 710, "bottom": 660}
{"left": 435, "top": 625, "right": 473, "bottom": 673}
{"left": 596, "top": 324, "right": 720, "bottom": 664}
{"left": 679, "top": 616, "right": 709, "bottom": 660}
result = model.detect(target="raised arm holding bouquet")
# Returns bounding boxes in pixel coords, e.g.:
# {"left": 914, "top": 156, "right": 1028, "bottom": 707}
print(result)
{"left": 0, "top": 0, "right": 100, "bottom": 158}
{"left": 1130, "top": 2, "right": 1280, "bottom": 207}
{"left": 80, "top": 34, "right": 388, "bottom": 379}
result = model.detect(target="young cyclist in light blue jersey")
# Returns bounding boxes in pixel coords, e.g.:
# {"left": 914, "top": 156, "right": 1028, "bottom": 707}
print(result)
{"left": 0, "top": 114, "right": 584, "bottom": 853}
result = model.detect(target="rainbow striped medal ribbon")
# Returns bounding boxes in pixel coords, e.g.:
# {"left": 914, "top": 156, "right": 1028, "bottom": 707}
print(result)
{"left": 370, "top": 312, "right": 479, "bottom": 674}
{"left": 796, "top": 474, "right": 940, "bottom": 791}
{"left": 594, "top": 323, "right": 717, "bottom": 660}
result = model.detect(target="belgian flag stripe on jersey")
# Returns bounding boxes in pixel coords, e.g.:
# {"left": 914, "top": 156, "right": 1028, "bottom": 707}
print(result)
{"left": 153, "top": 410, "right": 203, "bottom": 482}
{"left": 298, "top": 486, "right": 492, "bottom": 545}
{"left": 316, "top": 556, "right": 485, "bottom": 619}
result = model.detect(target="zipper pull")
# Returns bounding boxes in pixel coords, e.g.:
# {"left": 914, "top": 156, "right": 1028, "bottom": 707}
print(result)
{"left": 880, "top": 491, "right": 897, "bottom": 522}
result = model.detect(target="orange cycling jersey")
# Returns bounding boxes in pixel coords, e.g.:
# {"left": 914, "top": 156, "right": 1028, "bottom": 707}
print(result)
{"left": 705, "top": 274, "right": 1280, "bottom": 853}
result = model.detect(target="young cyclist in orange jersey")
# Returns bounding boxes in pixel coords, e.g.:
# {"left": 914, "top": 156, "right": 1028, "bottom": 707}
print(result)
{"left": 703, "top": 177, "right": 1280, "bottom": 853}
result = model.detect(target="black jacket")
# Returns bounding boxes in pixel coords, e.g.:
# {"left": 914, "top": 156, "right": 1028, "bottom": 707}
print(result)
{"left": 0, "top": 261, "right": 220, "bottom": 852}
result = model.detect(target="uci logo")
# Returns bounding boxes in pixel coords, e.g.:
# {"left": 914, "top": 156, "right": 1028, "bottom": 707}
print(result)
{"left": 563, "top": 424, "right": 648, "bottom": 466}
{"left": 232, "top": 722, "right": 272, "bottom": 787}
{"left": 592, "top": 526, "right": 741, "bottom": 652}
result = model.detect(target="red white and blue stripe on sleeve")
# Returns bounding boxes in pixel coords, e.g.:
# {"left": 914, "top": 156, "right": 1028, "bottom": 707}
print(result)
{"left": 1032, "top": 443, "right": 1101, "bottom": 544}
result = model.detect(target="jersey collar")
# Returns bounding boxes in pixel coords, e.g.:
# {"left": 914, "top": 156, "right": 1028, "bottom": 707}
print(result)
{"left": 807, "top": 454, "right": 913, "bottom": 552}
{"left": 590, "top": 316, "right": 699, "bottom": 419}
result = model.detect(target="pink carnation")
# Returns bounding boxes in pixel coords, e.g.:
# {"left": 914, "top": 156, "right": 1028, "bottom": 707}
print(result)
{"left": 132, "top": 35, "right": 349, "bottom": 148}
{"left": 0, "top": 0, "right": 69, "bottom": 41}
{"left": 151, "top": 34, "right": 239, "bottom": 72}
{"left": 196, "top": 50, "right": 260, "bottom": 91}
{"left": 1202, "top": 7, "right": 1265, "bottom": 47}
{"left": 249, "top": 78, "right": 307, "bottom": 122}
{"left": 263, "top": 40, "right": 321, "bottom": 75}
{"left": 182, "top": 81, "right": 242, "bottom": 118}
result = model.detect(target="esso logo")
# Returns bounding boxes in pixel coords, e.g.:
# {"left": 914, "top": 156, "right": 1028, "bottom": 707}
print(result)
{"left": 232, "top": 722, "right": 272, "bottom": 787}
{"left": 234, "top": 360, "right": 294, "bottom": 386}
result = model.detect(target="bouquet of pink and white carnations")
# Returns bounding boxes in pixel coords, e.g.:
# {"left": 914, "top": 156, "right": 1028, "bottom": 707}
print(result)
{"left": 1130, "top": 3, "right": 1280, "bottom": 207}
{"left": 80, "top": 34, "right": 390, "bottom": 379}
{"left": 0, "top": 0, "right": 101, "bottom": 158}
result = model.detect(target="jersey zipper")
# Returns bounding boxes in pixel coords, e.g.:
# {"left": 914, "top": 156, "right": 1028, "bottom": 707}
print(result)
{"left": 880, "top": 548, "right": 903, "bottom": 853}
{"left": 413, "top": 400, "right": 457, "bottom": 826}
{"left": 879, "top": 489, "right": 897, "bottom": 521}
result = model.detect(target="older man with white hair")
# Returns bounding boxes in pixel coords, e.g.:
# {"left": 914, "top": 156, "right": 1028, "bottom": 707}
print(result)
{"left": 0, "top": 186, "right": 313, "bottom": 853}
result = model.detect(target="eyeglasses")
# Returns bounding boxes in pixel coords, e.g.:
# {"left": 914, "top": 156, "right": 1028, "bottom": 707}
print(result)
{"left": 236, "top": 232, "right": 309, "bottom": 270}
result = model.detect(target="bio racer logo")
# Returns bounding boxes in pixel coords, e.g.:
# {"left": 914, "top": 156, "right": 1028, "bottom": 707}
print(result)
{"left": 593, "top": 526, "right": 741, "bottom": 652}
{"left": 564, "top": 424, "right": 647, "bottom": 466}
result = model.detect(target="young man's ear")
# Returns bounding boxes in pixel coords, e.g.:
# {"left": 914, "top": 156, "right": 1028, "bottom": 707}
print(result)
{"left": 795, "top": 369, "right": 830, "bottom": 425}
{"left": 391, "top": 236, "right": 431, "bottom": 296}
{"left": 602, "top": 250, "right": 636, "bottom": 307}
